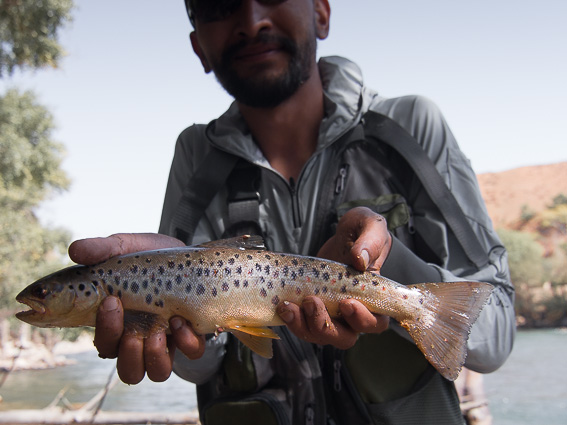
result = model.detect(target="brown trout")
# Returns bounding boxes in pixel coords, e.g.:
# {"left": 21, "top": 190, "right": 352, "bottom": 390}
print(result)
{"left": 16, "top": 235, "right": 492, "bottom": 381}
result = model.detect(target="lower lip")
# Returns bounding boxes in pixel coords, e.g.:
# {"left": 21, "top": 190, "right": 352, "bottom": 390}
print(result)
{"left": 235, "top": 49, "right": 281, "bottom": 64}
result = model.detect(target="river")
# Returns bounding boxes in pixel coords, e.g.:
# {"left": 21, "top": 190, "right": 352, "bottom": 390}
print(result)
{"left": 1, "top": 329, "right": 566, "bottom": 423}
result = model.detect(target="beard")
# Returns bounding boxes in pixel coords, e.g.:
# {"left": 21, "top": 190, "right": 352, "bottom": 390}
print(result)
{"left": 211, "top": 33, "right": 317, "bottom": 108}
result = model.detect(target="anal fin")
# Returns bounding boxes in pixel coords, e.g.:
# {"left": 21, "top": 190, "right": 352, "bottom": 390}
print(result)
{"left": 227, "top": 325, "right": 280, "bottom": 359}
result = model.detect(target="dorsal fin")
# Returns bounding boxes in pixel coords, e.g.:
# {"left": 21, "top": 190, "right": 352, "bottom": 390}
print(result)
{"left": 195, "top": 235, "right": 265, "bottom": 251}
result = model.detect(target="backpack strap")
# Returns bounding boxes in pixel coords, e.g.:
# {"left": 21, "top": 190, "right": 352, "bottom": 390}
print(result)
{"left": 362, "top": 111, "right": 490, "bottom": 269}
{"left": 169, "top": 147, "right": 240, "bottom": 244}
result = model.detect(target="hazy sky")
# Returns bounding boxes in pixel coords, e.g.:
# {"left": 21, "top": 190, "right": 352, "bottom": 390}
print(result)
{"left": 2, "top": 0, "right": 566, "bottom": 242}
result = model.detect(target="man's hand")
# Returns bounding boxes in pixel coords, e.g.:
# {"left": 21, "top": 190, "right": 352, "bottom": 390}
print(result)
{"left": 69, "top": 233, "right": 206, "bottom": 384}
{"left": 277, "top": 207, "right": 391, "bottom": 349}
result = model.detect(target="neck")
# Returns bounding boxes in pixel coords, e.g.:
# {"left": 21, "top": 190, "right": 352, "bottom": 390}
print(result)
{"left": 238, "top": 64, "right": 325, "bottom": 181}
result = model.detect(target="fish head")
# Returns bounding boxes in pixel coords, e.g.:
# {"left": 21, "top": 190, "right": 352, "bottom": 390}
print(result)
{"left": 15, "top": 266, "right": 102, "bottom": 328}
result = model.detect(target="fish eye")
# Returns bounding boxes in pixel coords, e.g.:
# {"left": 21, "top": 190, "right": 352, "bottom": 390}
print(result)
{"left": 31, "top": 285, "right": 49, "bottom": 299}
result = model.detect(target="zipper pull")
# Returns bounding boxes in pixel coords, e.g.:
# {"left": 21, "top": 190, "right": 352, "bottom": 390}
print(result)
{"left": 335, "top": 165, "right": 349, "bottom": 194}
{"left": 305, "top": 405, "right": 315, "bottom": 425}
{"left": 333, "top": 359, "right": 342, "bottom": 392}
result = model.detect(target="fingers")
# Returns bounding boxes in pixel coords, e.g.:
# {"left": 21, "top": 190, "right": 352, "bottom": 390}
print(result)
{"left": 317, "top": 207, "right": 392, "bottom": 272}
{"left": 169, "top": 317, "right": 206, "bottom": 360}
{"left": 94, "top": 296, "right": 124, "bottom": 358}
{"left": 69, "top": 233, "right": 185, "bottom": 265}
{"left": 277, "top": 296, "right": 359, "bottom": 350}
{"left": 339, "top": 299, "right": 390, "bottom": 334}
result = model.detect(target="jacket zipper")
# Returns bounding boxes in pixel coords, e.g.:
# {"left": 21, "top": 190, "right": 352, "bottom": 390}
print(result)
{"left": 289, "top": 177, "right": 302, "bottom": 228}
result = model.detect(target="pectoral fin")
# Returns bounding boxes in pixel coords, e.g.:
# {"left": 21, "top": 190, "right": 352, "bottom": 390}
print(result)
{"left": 227, "top": 325, "right": 280, "bottom": 359}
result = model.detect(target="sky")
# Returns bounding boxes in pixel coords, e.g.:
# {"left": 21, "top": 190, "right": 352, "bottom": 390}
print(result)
{"left": 1, "top": 0, "right": 566, "bottom": 243}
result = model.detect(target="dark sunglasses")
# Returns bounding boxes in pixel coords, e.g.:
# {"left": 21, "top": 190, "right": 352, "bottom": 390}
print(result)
{"left": 186, "top": 0, "right": 288, "bottom": 25}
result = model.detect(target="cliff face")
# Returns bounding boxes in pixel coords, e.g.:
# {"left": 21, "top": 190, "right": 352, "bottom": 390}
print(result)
{"left": 477, "top": 162, "right": 567, "bottom": 229}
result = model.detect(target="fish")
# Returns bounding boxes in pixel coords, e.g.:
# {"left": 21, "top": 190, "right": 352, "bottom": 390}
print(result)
{"left": 15, "top": 235, "right": 493, "bottom": 381}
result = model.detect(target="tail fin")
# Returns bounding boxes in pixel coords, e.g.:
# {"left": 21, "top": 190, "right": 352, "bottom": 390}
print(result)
{"left": 400, "top": 281, "right": 493, "bottom": 381}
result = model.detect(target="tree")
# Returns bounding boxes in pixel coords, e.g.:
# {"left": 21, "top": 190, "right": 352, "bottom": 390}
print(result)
{"left": 497, "top": 228, "right": 544, "bottom": 287}
{"left": 0, "top": 0, "right": 74, "bottom": 77}
{"left": 0, "top": 88, "right": 71, "bottom": 310}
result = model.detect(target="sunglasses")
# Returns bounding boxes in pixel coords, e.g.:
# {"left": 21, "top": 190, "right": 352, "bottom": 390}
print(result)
{"left": 186, "top": 0, "right": 289, "bottom": 25}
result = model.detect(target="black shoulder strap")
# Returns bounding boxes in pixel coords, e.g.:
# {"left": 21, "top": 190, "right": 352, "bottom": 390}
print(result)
{"left": 169, "top": 147, "right": 239, "bottom": 244}
{"left": 362, "top": 111, "right": 489, "bottom": 269}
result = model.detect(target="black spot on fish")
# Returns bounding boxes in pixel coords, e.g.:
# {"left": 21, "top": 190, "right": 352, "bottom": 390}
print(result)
{"left": 85, "top": 291, "right": 91, "bottom": 297}
{"left": 217, "top": 260, "right": 223, "bottom": 267}
{"left": 117, "top": 260, "right": 122, "bottom": 265}
{"left": 107, "top": 285, "right": 114, "bottom": 295}
{"left": 68, "top": 285, "right": 74, "bottom": 290}
{"left": 243, "top": 280, "right": 249, "bottom": 288}
{"left": 145, "top": 294, "right": 153, "bottom": 304}
{"left": 185, "top": 260, "right": 192, "bottom": 267}
{"left": 75, "top": 270, "right": 82, "bottom": 276}
{"left": 212, "top": 287, "right": 218, "bottom": 297}
{"left": 178, "top": 263, "right": 184, "bottom": 271}
{"left": 154, "top": 287, "right": 160, "bottom": 296}
{"left": 291, "top": 271, "right": 297, "bottom": 280}
{"left": 338, "top": 273, "right": 343, "bottom": 281}
{"left": 204, "top": 268, "right": 210, "bottom": 277}
{"left": 341, "top": 285, "right": 347, "bottom": 293}
{"left": 255, "top": 263, "right": 262, "bottom": 272}
{"left": 141, "top": 268, "right": 148, "bottom": 276}
{"left": 267, "top": 281, "right": 274, "bottom": 290}
{"left": 155, "top": 300, "right": 164, "bottom": 308}
{"left": 176, "top": 275, "right": 183, "bottom": 284}
{"left": 92, "top": 280, "right": 99, "bottom": 287}
{"left": 135, "top": 255, "right": 140, "bottom": 259}
{"left": 320, "top": 263, "right": 327, "bottom": 269}
{"left": 298, "top": 268, "right": 304, "bottom": 277}
{"left": 98, "top": 269, "right": 104, "bottom": 276}
{"left": 196, "top": 284, "right": 205, "bottom": 295}
{"left": 215, "top": 251, "right": 221, "bottom": 256}
{"left": 292, "top": 259, "right": 299, "bottom": 266}
{"left": 157, "top": 279, "right": 163, "bottom": 287}
{"left": 117, "top": 290, "right": 122, "bottom": 299}
{"left": 236, "top": 266, "right": 242, "bottom": 274}
{"left": 196, "top": 268, "right": 203, "bottom": 277}
{"left": 283, "top": 266, "right": 289, "bottom": 276}
{"left": 264, "top": 265, "right": 270, "bottom": 274}
{"left": 114, "top": 277, "right": 120, "bottom": 285}
{"left": 146, "top": 258, "right": 152, "bottom": 263}
{"left": 185, "top": 284, "right": 192, "bottom": 293}
{"left": 185, "top": 253, "right": 191, "bottom": 258}
{"left": 247, "top": 255, "right": 253, "bottom": 260}
{"left": 312, "top": 268, "right": 320, "bottom": 278}
{"left": 224, "top": 267, "right": 231, "bottom": 276}
{"left": 168, "top": 261, "right": 175, "bottom": 269}
{"left": 271, "top": 295, "right": 280, "bottom": 305}
{"left": 166, "top": 280, "right": 173, "bottom": 291}
{"left": 345, "top": 270, "right": 351, "bottom": 278}
{"left": 260, "top": 288, "right": 267, "bottom": 297}
{"left": 274, "top": 259, "right": 279, "bottom": 266}
{"left": 199, "top": 258, "right": 205, "bottom": 265}
{"left": 322, "top": 272, "right": 330, "bottom": 281}
{"left": 142, "top": 280, "right": 149, "bottom": 289}
{"left": 280, "top": 280, "right": 286, "bottom": 288}
{"left": 123, "top": 281, "right": 129, "bottom": 291}
{"left": 130, "top": 265, "right": 139, "bottom": 274}
{"left": 352, "top": 278, "right": 359, "bottom": 286}
{"left": 419, "top": 298, "right": 424, "bottom": 305}
{"left": 77, "top": 283, "right": 85, "bottom": 291}
{"left": 228, "top": 258, "right": 235, "bottom": 265}
{"left": 265, "top": 254, "right": 271, "bottom": 260}
{"left": 222, "top": 282, "right": 229, "bottom": 292}
{"left": 372, "top": 280, "right": 379, "bottom": 286}
{"left": 314, "top": 288, "right": 320, "bottom": 295}
{"left": 322, "top": 287, "right": 328, "bottom": 294}
{"left": 234, "top": 280, "right": 240, "bottom": 288}
{"left": 158, "top": 266, "right": 165, "bottom": 274}
{"left": 107, "top": 269, "right": 113, "bottom": 276}
{"left": 131, "top": 282, "right": 140, "bottom": 294}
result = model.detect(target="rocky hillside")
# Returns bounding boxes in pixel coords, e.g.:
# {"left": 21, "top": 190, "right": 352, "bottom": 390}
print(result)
{"left": 477, "top": 161, "right": 567, "bottom": 229}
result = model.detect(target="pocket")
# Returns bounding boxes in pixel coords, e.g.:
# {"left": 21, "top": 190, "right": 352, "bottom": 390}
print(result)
{"left": 366, "top": 369, "right": 465, "bottom": 425}
{"left": 202, "top": 390, "right": 292, "bottom": 425}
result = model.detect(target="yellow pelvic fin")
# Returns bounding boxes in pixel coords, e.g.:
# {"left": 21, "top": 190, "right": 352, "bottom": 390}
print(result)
{"left": 227, "top": 325, "right": 280, "bottom": 359}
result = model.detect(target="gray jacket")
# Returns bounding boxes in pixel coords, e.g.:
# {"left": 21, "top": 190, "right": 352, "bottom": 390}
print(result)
{"left": 159, "top": 56, "right": 516, "bottom": 384}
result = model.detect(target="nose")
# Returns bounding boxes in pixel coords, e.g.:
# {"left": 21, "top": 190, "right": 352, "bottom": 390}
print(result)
{"left": 234, "top": 0, "right": 273, "bottom": 38}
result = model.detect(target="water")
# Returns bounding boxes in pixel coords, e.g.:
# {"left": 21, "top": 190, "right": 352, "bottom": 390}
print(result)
{"left": 1, "top": 329, "right": 566, "bottom": 423}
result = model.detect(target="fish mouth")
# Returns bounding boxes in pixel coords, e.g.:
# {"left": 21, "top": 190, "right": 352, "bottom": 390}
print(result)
{"left": 15, "top": 298, "right": 47, "bottom": 320}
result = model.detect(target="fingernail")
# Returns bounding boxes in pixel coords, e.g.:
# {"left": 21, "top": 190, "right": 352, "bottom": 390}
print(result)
{"left": 361, "top": 249, "right": 370, "bottom": 269}
{"left": 278, "top": 303, "right": 294, "bottom": 323}
{"left": 102, "top": 296, "right": 119, "bottom": 311}
{"left": 303, "top": 299, "right": 315, "bottom": 317}
{"left": 170, "top": 317, "right": 183, "bottom": 330}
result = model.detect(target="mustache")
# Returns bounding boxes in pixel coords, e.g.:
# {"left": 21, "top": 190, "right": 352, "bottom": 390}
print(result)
{"left": 222, "top": 34, "right": 297, "bottom": 64}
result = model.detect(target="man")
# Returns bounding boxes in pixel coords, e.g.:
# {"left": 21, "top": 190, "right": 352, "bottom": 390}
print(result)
{"left": 70, "top": 1, "right": 515, "bottom": 424}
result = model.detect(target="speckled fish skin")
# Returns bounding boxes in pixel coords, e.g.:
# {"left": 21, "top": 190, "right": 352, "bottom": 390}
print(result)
{"left": 15, "top": 236, "right": 493, "bottom": 381}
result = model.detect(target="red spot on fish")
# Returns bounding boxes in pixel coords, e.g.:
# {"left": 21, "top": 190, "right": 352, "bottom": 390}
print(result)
{"left": 403, "top": 294, "right": 408, "bottom": 300}
{"left": 361, "top": 284, "right": 366, "bottom": 291}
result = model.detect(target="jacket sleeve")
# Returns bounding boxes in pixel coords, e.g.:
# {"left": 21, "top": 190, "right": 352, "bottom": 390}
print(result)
{"left": 376, "top": 95, "right": 516, "bottom": 373}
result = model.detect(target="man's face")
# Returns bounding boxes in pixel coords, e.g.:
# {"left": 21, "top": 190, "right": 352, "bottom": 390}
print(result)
{"left": 190, "top": 0, "right": 329, "bottom": 108}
